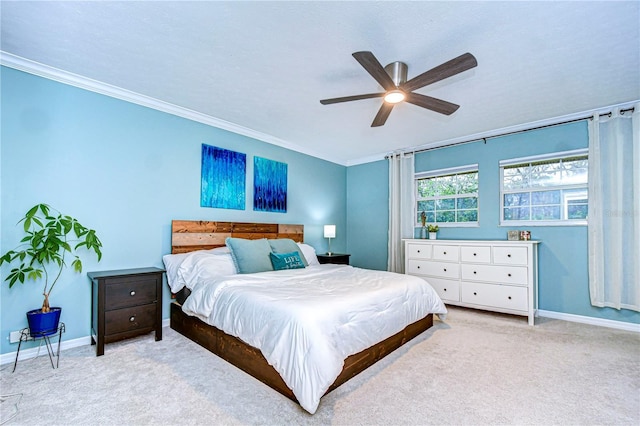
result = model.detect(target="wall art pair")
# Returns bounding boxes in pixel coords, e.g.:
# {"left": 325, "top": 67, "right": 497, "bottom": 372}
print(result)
{"left": 200, "top": 144, "right": 287, "bottom": 213}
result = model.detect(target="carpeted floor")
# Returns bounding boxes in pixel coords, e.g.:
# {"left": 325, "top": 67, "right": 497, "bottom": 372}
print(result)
{"left": 1, "top": 306, "right": 639, "bottom": 425}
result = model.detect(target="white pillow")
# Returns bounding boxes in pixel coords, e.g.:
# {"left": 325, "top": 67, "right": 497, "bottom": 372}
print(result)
{"left": 177, "top": 251, "right": 237, "bottom": 290}
{"left": 163, "top": 252, "right": 192, "bottom": 293}
{"left": 162, "top": 247, "right": 233, "bottom": 293}
{"left": 297, "top": 243, "right": 320, "bottom": 266}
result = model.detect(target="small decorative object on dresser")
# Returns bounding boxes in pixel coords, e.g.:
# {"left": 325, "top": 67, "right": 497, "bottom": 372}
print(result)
{"left": 87, "top": 267, "right": 164, "bottom": 356}
{"left": 507, "top": 230, "right": 520, "bottom": 241}
{"left": 316, "top": 253, "right": 351, "bottom": 265}
{"left": 404, "top": 239, "right": 539, "bottom": 325}
{"left": 427, "top": 224, "right": 439, "bottom": 240}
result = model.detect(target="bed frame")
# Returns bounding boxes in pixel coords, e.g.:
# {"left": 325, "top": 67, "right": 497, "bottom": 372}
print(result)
{"left": 169, "top": 220, "right": 434, "bottom": 405}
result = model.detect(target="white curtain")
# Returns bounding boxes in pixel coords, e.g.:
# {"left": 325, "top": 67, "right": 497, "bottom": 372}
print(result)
{"left": 388, "top": 152, "right": 415, "bottom": 273}
{"left": 588, "top": 103, "right": 640, "bottom": 311}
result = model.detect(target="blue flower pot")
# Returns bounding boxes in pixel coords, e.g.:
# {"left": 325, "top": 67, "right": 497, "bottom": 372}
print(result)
{"left": 26, "top": 307, "right": 61, "bottom": 337}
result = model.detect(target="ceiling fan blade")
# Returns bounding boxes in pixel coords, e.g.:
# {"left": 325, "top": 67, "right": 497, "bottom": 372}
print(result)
{"left": 405, "top": 92, "right": 460, "bottom": 115}
{"left": 402, "top": 52, "right": 478, "bottom": 92}
{"left": 320, "top": 92, "right": 385, "bottom": 105}
{"left": 352, "top": 51, "right": 397, "bottom": 91}
{"left": 371, "top": 103, "right": 394, "bottom": 127}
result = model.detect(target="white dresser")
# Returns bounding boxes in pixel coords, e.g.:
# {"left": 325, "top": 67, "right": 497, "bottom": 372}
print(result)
{"left": 404, "top": 239, "right": 540, "bottom": 325}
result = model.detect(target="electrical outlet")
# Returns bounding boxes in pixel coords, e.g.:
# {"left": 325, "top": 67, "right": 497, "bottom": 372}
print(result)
{"left": 9, "top": 330, "right": 28, "bottom": 343}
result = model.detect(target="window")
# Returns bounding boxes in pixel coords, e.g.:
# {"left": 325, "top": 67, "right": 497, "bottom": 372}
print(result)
{"left": 500, "top": 149, "right": 588, "bottom": 225}
{"left": 415, "top": 165, "right": 478, "bottom": 226}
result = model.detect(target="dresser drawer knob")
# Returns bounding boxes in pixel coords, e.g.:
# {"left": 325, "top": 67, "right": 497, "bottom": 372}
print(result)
{"left": 443, "top": 251, "right": 447, "bottom": 255}
{"left": 130, "top": 291, "right": 136, "bottom": 296}
{"left": 473, "top": 292, "right": 477, "bottom": 296}
{"left": 417, "top": 250, "right": 421, "bottom": 253}
{"left": 443, "top": 288, "right": 447, "bottom": 292}
{"left": 508, "top": 296, "right": 512, "bottom": 300}
{"left": 473, "top": 253, "right": 477, "bottom": 256}
{"left": 473, "top": 271, "right": 477, "bottom": 274}
{"left": 508, "top": 254, "right": 512, "bottom": 257}
{"left": 417, "top": 266, "right": 420, "bottom": 269}
{"left": 129, "top": 316, "right": 136, "bottom": 322}
{"left": 443, "top": 268, "right": 447, "bottom": 272}
{"left": 508, "top": 273, "right": 512, "bottom": 277}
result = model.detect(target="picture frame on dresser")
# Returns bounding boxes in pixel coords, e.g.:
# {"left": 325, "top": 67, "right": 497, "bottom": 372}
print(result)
{"left": 404, "top": 239, "right": 539, "bottom": 325}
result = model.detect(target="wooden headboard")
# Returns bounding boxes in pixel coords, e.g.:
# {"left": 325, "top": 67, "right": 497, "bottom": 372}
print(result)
{"left": 171, "top": 220, "right": 304, "bottom": 254}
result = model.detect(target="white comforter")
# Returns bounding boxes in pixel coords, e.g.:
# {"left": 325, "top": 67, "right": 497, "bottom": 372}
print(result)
{"left": 181, "top": 264, "right": 447, "bottom": 414}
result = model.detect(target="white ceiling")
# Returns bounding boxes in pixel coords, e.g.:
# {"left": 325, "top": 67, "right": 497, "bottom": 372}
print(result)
{"left": 1, "top": 1, "right": 639, "bottom": 166}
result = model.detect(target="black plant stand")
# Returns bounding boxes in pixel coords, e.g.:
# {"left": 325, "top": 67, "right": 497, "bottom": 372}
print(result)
{"left": 13, "top": 322, "right": 65, "bottom": 373}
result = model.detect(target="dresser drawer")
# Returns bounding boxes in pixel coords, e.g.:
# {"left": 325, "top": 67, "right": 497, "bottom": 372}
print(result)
{"left": 105, "top": 304, "right": 156, "bottom": 335}
{"left": 460, "top": 246, "right": 491, "bottom": 263}
{"left": 425, "top": 277, "right": 460, "bottom": 302}
{"left": 408, "top": 259, "right": 460, "bottom": 279}
{"left": 493, "top": 246, "right": 528, "bottom": 265}
{"left": 461, "top": 282, "right": 528, "bottom": 312}
{"left": 461, "top": 264, "right": 528, "bottom": 286}
{"left": 432, "top": 245, "right": 459, "bottom": 262}
{"left": 105, "top": 276, "right": 158, "bottom": 310}
{"left": 406, "top": 243, "right": 432, "bottom": 259}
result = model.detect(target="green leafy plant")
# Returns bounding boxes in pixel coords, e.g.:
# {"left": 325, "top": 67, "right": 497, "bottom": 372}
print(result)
{"left": 427, "top": 224, "right": 439, "bottom": 232}
{"left": 0, "top": 204, "right": 102, "bottom": 312}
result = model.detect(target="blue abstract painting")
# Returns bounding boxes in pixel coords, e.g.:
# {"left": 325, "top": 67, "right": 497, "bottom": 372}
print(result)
{"left": 253, "top": 156, "right": 287, "bottom": 213}
{"left": 201, "top": 144, "right": 246, "bottom": 210}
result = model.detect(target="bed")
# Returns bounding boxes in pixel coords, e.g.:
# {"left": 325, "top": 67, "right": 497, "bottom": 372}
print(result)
{"left": 166, "top": 220, "right": 446, "bottom": 414}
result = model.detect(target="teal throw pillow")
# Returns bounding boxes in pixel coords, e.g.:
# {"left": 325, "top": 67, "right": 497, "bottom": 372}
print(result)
{"left": 225, "top": 237, "right": 274, "bottom": 274}
{"left": 268, "top": 238, "right": 309, "bottom": 266}
{"left": 270, "top": 251, "right": 306, "bottom": 270}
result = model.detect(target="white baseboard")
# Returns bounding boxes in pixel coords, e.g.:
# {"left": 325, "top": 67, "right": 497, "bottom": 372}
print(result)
{"left": 537, "top": 310, "right": 640, "bottom": 332}
{"left": 1, "top": 319, "right": 172, "bottom": 366}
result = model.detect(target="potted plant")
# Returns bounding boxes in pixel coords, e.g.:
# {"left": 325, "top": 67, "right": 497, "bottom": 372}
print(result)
{"left": 0, "top": 204, "right": 102, "bottom": 337}
{"left": 428, "top": 224, "right": 439, "bottom": 239}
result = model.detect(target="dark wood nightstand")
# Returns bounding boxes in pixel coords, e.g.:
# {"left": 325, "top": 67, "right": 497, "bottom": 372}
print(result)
{"left": 317, "top": 253, "right": 351, "bottom": 265}
{"left": 88, "top": 267, "right": 164, "bottom": 356}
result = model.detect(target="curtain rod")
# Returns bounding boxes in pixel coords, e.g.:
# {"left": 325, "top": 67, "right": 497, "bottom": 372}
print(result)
{"left": 387, "top": 107, "right": 635, "bottom": 158}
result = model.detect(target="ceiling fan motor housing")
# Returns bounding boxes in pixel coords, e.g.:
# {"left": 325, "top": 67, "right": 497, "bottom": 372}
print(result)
{"left": 384, "top": 61, "right": 408, "bottom": 87}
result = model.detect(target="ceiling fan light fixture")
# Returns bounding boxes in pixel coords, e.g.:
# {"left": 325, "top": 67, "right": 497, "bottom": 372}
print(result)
{"left": 384, "top": 90, "right": 405, "bottom": 104}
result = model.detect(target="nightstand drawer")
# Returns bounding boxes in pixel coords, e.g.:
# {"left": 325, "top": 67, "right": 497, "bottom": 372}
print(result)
{"left": 105, "top": 277, "right": 157, "bottom": 310}
{"left": 105, "top": 304, "right": 156, "bottom": 335}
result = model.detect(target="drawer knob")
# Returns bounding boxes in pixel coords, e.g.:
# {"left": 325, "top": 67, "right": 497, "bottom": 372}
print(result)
{"left": 417, "top": 250, "right": 421, "bottom": 253}
{"left": 473, "top": 253, "right": 477, "bottom": 256}
{"left": 508, "top": 273, "right": 512, "bottom": 277}
{"left": 443, "top": 268, "right": 447, "bottom": 272}
{"left": 443, "top": 251, "right": 447, "bottom": 255}
{"left": 508, "top": 254, "right": 512, "bottom": 257}
{"left": 130, "top": 291, "right": 136, "bottom": 296}
{"left": 129, "top": 316, "right": 136, "bottom": 322}
{"left": 508, "top": 296, "right": 512, "bottom": 300}
{"left": 473, "top": 292, "right": 477, "bottom": 296}
{"left": 473, "top": 271, "right": 477, "bottom": 274}
{"left": 443, "top": 288, "right": 447, "bottom": 292}
{"left": 417, "top": 266, "right": 420, "bottom": 269}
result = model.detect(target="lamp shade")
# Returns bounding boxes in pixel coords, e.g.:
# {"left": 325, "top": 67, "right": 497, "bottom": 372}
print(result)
{"left": 323, "top": 225, "right": 336, "bottom": 238}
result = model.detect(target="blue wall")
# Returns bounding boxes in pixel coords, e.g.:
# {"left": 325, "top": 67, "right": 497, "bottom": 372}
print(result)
{"left": 348, "top": 122, "right": 640, "bottom": 325}
{"left": 346, "top": 160, "right": 389, "bottom": 270}
{"left": 0, "top": 66, "right": 347, "bottom": 354}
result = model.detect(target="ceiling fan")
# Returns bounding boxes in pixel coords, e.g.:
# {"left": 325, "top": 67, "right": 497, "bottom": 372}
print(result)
{"left": 320, "top": 51, "right": 478, "bottom": 127}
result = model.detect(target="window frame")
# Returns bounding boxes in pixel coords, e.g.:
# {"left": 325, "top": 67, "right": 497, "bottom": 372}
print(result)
{"left": 499, "top": 149, "right": 588, "bottom": 226}
{"left": 415, "top": 164, "right": 479, "bottom": 228}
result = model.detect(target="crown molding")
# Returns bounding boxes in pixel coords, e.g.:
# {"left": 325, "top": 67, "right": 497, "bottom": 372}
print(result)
{"left": 0, "top": 51, "right": 344, "bottom": 166}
